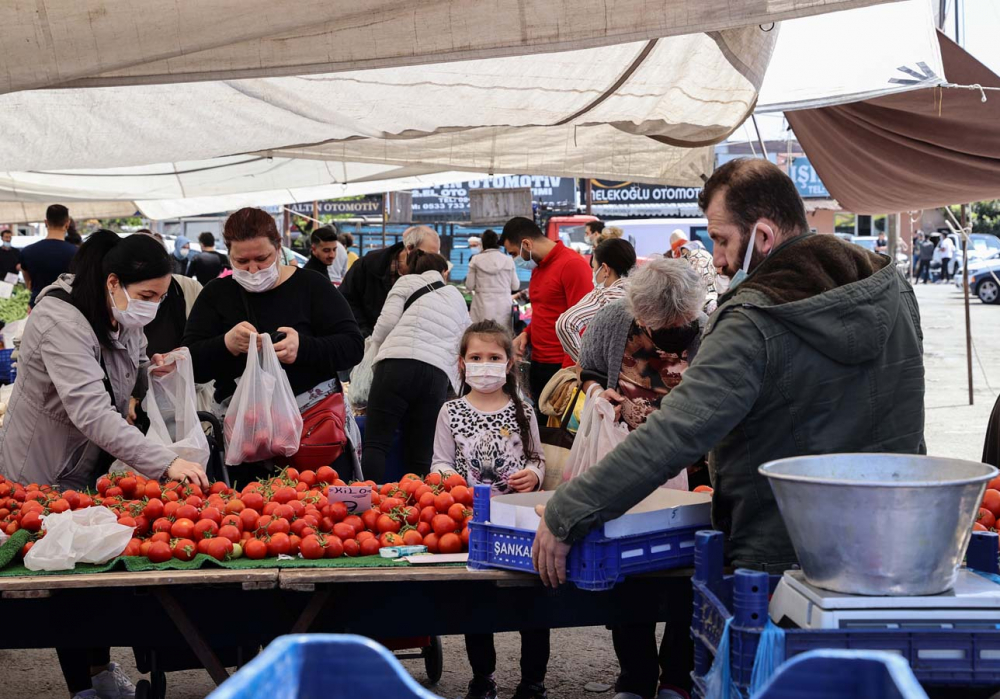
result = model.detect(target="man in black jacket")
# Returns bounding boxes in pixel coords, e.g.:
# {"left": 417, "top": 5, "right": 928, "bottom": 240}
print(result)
{"left": 303, "top": 226, "right": 339, "bottom": 279}
{"left": 187, "top": 231, "right": 231, "bottom": 285}
{"left": 340, "top": 225, "right": 440, "bottom": 336}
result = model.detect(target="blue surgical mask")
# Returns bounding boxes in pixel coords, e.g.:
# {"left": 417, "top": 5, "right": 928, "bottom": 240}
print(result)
{"left": 2, "top": 242, "right": 10, "bottom": 249}
{"left": 515, "top": 240, "right": 537, "bottom": 271}
{"left": 728, "top": 222, "right": 768, "bottom": 291}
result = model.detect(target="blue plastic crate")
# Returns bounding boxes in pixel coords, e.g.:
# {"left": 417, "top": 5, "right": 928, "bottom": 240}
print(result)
{"left": 207, "top": 634, "right": 444, "bottom": 699}
{"left": 0, "top": 348, "right": 14, "bottom": 384}
{"left": 690, "top": 530, "right": 1000, "bottom": 698}
{"left": 756, "top": 650, "right": 928, "bottom": 699}
{"left": 467, "top": 484, "right": 703, "bottom": 591}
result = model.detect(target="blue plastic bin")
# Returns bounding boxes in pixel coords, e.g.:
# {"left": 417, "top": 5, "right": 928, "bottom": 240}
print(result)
{"left": 467, "top": 484, "right": 703, "bottom": 591}
{"left": 756, "top": 650, "right": 928, "bottom": 699}
{"left": 0, "top": 348, "right": 14, "bottom": 384}
{"left": 207, "top": 634, "right": 444, "bottom": 699}
{"left": 690, "top": 530, "right": 1000, "bottom": 698}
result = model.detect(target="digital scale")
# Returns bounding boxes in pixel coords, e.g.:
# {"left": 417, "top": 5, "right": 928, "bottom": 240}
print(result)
{"left": 770, "top": 569, "right": 1000, "bottom": 631}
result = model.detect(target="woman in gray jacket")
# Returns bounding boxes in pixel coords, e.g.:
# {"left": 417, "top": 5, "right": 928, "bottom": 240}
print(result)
{"left": 0, "top": 230, "right": 208, "bottom": 492}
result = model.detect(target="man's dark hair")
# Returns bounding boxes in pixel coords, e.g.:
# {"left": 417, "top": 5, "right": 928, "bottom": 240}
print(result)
{"left": 594, "top": 238, "right": 637, "bottom": 278}
{"left": 0, "top": 229, "right": 11, "bottom": 238}
{"left": 698, "top": 158, "right": 808, "bottom": 239}
{"left": 481, "top": 229, "right": 500, "bottom": 249}
{"left": 586, "top": 220, "right": 605, "bottom": 235}
{"left": 311, "top": 226, "right": 338, "bottom": 247}
{"left": 338, "top": 232, "right": 354, "bottom": 248}
{"left": 499, "top": 217, "right": 543, "bottom": 247}
{"left": 198, "top": 232, "right": 216, "bottom": 248}
{"left": 46, "top": 204, "right": 70, "bottom": 228}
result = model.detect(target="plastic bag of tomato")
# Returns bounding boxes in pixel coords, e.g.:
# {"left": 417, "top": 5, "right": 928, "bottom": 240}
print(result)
{"left": 0, "top": 468, "right": 473, "bottom": 566}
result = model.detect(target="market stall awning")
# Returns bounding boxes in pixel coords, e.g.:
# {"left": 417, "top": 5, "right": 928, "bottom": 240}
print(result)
{"left": 0, "top": 0, "right": 899, "bottom": 96}
{"left": 787, "top": 31, "right": 1000, "bottom": 213}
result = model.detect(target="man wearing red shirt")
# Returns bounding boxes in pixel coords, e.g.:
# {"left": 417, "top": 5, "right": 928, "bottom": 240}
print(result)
{"left": 501, "top": 217, "right": 593, "bottom": 413}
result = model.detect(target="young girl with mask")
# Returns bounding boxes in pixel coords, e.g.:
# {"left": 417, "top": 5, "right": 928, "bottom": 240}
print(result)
{"left": 0, "top": 230, "right": 209, "bottom": 699}
{"left": 183, "top": 209, "right": 364, "bottom": 479}
{"left": 431, "top": 320, "right": 549, "bottom": 699}
{"left": 555, "top": 237, "right": 636, "bottom": 364}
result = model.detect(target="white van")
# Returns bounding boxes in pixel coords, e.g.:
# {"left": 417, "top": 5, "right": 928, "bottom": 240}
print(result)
{"left": 604, "top": 217, "right": 710, "bottom": 258}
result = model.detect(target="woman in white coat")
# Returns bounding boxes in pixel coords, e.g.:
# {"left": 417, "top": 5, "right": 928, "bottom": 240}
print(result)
{"left": 364, "top": 250, "right": 471, "bottom": 483}
{"left": 465, "top": 230, "right": 520, "bottom": 328}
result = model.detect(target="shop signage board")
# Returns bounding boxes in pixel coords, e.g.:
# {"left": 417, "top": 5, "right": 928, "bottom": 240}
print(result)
{"left": 411, "top": 176, "right": 576, "bottom": 216}
{"left": 283, "top": 195, "right": 385, "bottom": 217}
{"left": 585, "top": 179, "right": 702, "bottom": 205}
{"left": 789, "top": 157, "right": 830, "bottom": 198}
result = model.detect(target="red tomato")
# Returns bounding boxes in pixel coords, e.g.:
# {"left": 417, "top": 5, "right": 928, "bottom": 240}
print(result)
{"left": 144, "top": 481, "right": 162, "bottom": 500}
{"left": 273, "top": 487, "right": 297, "bottom": 505}
{"left": 147, "top": 541, "right": 173, "bottom": 563}
{"left": 96, "top": 477, "right": 112, "bottom": 496}
{"left": 357, "top": 530, "right": 377, "bottom": 543}
{"left": 242, "top": 492, "right": 265, "bottom": 513}
{"left": 985, "top": 489, "right": 1000, "bottom": 518}
{"left": 172, "top": 538, "right": 197, "bottom": 561}
{"left": 461, "top": 527, "right": 470, "bottom": 547}
{"left": 163, "top": 500, "right": 180, "bottom": 519}
{"left": 447, "top": 503, "right": 468, "bottom": 522}
{"left": 49, "top": 498, "right": 70, "bottom": 513}
{"left": 239, "top": 508, "right": 260, "bottom": 531}
{"left": 173, "top": 504, "right": 197, "bottom": 521}
{"left": 316, "top": 466, "right": 337, "bottom": 484}
{"left": 434, "top": 492, "right": 456, "bottom": 513}
{"left": 62, "top": 490, "right": 81, "bottom": 510}
{"left": 425, "top": 473, "right": 442, "bottom": 487}
{"left": 444, "top": 473, "right": 467, "bottom": 491}
{"left": 152, "top": 517, "right": 172, "bottom": 534}
{"left": 221, "top": 514, "right": 243, "bottom": 531}
{"left": 117, "top": 515, "right": 137, "bottom": 528}
{"left": 123, "top": 539, "right": 142, "bottom": 557}
{"left": 218, "top": 525, "right": 242, "bottom": 544}
{"left": 298, "top": 471, "right": 317, "bottom": 488}
{"left": 170, "top": 518, "right": 196, "bottom": 540}
{"left": 423, "top": 532, "right": 440, "bottom": 553}
{"left": 438, "top": 532, "right": 462, "bottom": 554}
{"left": 265, "top": 533, "right": 290, "bottom": 557}
{"left": 142, "top": 498, "right": 164, "bottom": 520}
{"left": 432, "top": 514, "right": 458, "bottom": 537}
{"left": 342, "top": 538, "right": 360, "bottom": 557}
{"left": 360, "top": 538, "right": 381, "bottom": 556}
{"left": 20, "top": 511, "right": 42, "bottom": 532}
{"left": 150, "top": 531, "right": 171, "bottom": 544}
{"left": 207, "top": 537, "right": 232, "bottom": 561}
{"left": 267, "top": 518, "right": 291, "bottom": 536}
{"left": 978, "top": 507, "right": 997, "bottom": 529}
{"left": 402, "top": 529, "right": 423, "bottom": 546}
{"left": 379, "top": 497, "right": 403, "bottom": 514}
{"left": 225, "top": 499, "right": 246, "bottom": 515}
{"left": 361, "top": 508, "right": 380, "bottom": 532}
{"left": 300, "top": 534, "right": 325, "bottom": 559}
{"left": 330, "top": 501, "right": 348, "bottom": 522}
{"left": 326, "top": 536, "right": 344, "bottom": 558}
{"left": 344, "top": 515, "right": 364, "bottom": 535}
{"left": 974, "top": 522, "right": 989, "bottom": 532}
{"left": 376, "top": 514, "right": 402, "bottom": 534}
{"left": 416, "top": 521, "right": 432, "bottom": 537}
{"left": 194, "top": 519, "right": 219, "bottom": 539}
{"left": 199, "top": 507, "right": 223, "bottom": 525}
{"left": 693, "top": 485, "right": 714, "bottom": 494}
{"left": 420, "top": 506, "right": 437, "bottom": 524}
{"left": 399, "top": 506, "right": 419, "bottom": 526}
{"left": 245, "top": 539, "right": 267, "bottom": 560}
{"left": 197, "top": 538, "right": 212, "bottom": 555}
{"left": 318, "top": 516, "right": 334, "bottom": 533}
{"left": 333, "top": 522, "right": 355, "bottom": 540}
{"left": 450, "top": 485, "right": 473, "bottom": 507}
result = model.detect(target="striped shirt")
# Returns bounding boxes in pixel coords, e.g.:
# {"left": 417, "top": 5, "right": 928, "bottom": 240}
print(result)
{"left": 555, "top": 278, "right": 628, "bottom": 364}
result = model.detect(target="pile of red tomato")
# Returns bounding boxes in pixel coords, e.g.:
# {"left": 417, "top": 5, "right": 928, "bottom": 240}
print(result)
{"left": 972, "top": 476, "right": 1000, "bottom": 545}
{"left": 0, "top": 468, "right": 474, "bottom": 564}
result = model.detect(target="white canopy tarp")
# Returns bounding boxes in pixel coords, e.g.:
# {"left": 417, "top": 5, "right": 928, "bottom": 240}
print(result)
{"left": 0, "top": 0, "right": 897, "bottom": 95}
{"left": 757, "top": 0, "right": 944, "bottom": 111}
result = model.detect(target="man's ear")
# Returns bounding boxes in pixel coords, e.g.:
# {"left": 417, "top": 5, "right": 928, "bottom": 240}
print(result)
{"left": 757, "top": 219, "right": 779, "bottom": 254}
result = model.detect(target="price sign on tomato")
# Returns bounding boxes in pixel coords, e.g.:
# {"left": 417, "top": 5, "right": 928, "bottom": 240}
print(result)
{"left": 325, "top": 485, "right": 373, "bottom": 513}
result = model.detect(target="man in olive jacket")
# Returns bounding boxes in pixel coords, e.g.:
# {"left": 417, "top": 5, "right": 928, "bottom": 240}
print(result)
{"left": 533, "top": 158, "right": 926, "bottom": 585}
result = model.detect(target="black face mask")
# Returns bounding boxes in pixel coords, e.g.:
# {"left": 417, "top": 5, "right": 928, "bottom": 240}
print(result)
{"left": 646, "top": 320, "right": 700, "bottom": 354}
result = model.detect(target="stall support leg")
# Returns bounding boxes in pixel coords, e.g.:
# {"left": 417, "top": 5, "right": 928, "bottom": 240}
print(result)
{"left": 291, "top": 587, "right": 334, "bottom": 634}
{"left": 152, "top": 587, "right": 230, "bottom": 686}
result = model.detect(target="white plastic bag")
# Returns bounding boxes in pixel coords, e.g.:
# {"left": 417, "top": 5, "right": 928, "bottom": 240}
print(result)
{"left": 224, "top": 334, "right": 303, "bottom": 465}
{"left": 24, "top": 507, "right": 134, "bottom": 571}
{"left": 143, "top": 348, "right": 211, "bottom": 467}
{"left": 562, "top": 386, "right": 630, "bottom": 483}
{"left": 561, "top": 385, "right": 688, "bottom": 490}
{"left": 348, "top": 337, "right": 379, "bottom": 404}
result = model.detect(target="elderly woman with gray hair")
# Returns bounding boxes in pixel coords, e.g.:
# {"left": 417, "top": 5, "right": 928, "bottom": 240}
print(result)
{"left": 578, "top": 256, "right": 707, "bottom": 699}
{"left": 579, "top": 256, "right": 707, "bottom": 431}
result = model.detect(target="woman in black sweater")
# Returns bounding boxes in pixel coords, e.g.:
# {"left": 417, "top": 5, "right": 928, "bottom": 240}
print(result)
{"left": 183, "top": 209, "right": 364, "bottom": 475}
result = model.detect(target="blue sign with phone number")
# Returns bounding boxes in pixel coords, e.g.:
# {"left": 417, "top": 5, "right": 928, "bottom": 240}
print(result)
{"left": 789, "top": 157, "right": 830, "bottom": 198}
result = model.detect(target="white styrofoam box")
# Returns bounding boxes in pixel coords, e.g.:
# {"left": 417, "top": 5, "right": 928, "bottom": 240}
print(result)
{"left": 489, "top": 488, "right": 711, "bottom": 539}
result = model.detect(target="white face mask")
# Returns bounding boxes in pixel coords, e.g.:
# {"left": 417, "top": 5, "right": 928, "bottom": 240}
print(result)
{"left": 232, "top": 258, "right": 280, "bottom": 293}
{"left": 109, "top": 285, "right": 159, "bottom": 329}
{"left": 729, "top": 222, "right": 772, "bottom": 290}
{"left": 592, "top": 264, "right": 607, "bottom": 289}
{"left": 465, "top": 362, "right": 508, "bottom": 394}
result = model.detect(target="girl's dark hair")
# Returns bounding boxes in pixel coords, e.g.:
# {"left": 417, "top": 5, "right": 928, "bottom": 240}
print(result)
{"left": 223, "top": 207, "right": 281, "bottom": 248}
{"left": 338, "top": 232, "right": 354, "bottom": 248}
{"left": 458, "top": 320, "right": 538, "bottom": 467}
{"left": 481, "top": 230, "right": 500, "bottom": 249}
{"left": 595, "top": 238, "right": 637, "bottom": 278}
{"left": 407, "top": 249, "right": 449, "bottom": 275}
{"left": 69, "top": 230, "right": 171, "bottom": 348}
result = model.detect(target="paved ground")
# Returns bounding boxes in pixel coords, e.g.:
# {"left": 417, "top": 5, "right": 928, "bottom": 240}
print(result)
{"left": 3, "top": 282, "right": 998, "bottom": 699}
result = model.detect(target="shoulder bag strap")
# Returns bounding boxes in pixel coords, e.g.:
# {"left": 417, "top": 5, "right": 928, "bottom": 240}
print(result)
{"left": 402, "top": 280, "right": 445, "bottom": 314}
